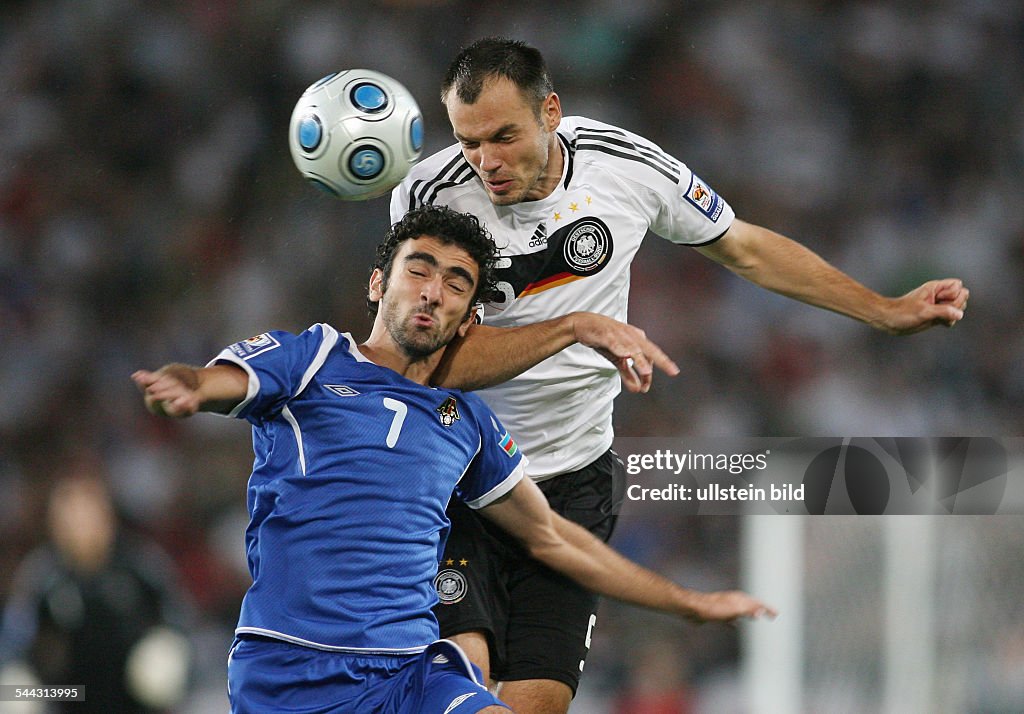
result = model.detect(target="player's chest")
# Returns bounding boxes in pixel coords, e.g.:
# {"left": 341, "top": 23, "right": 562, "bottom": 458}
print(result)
{"left": 471, "top": 185, "right": 646, "bottom": 314}
{"left": 298, "top": 372, "right": 477, "bottom": 455}
{"left": 484, "top": 182, "right": 647, "bottom": 256}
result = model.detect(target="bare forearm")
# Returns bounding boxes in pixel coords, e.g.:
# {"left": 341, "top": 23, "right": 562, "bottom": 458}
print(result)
{"left": 193, "top": 364, "right": 249, "bottom": 413}
{"left": 699, "top": 220, "right": 967, "bottom": 335}
{"left": 132, "top": 363, "right": 248, "bottom": 417}
{"left": 432, "top": 317, "right": 578, "bottom": 391}
{"left": 482, "top": 479, "right": 773, "bottom": 622}
{"left": 532, "top": 516, "right": 707, "bottom": 618}
{"left": 702, "top": 223, "right": 890, "bottom": 327}
{"left": 433, "top": 312, "right": 679, "bottom": 393}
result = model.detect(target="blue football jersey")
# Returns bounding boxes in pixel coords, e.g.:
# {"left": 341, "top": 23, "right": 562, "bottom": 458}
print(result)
{"left": 209, "top": 324, "right": 525, "bottom": 654}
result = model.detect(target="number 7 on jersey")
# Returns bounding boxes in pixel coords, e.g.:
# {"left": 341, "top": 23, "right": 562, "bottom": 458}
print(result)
{"left": 382, "top": 398, "right": 407, "bottom": 448}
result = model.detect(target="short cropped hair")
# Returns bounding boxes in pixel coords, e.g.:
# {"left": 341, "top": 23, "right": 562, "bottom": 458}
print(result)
{"left": 441, "top": 37, "right": 554, "bottom": 110}
{"left": 369, "top": 205, "right": 499, "bottom": 315}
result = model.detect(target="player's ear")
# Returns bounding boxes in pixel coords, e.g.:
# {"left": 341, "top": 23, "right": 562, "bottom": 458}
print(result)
{"left": 368, "top": 268, "right": 385, "bottom": 303}
{"left": 457, "top": 306, "right": 478, "bottom": 337}
{"left": 542, "top": 92, "right": 561, "bottom": 131}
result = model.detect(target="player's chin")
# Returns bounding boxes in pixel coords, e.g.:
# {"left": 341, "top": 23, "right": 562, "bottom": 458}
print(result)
{"left": 400, "top": 328, "right": 449, "bottom": 358}
{"left": 485, "top": 186, "right": 521, "bottom": 206}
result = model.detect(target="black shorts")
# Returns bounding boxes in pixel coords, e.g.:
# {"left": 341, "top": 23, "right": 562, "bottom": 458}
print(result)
{"left": 433, "top": 449, "right": 625, "bottom": 693}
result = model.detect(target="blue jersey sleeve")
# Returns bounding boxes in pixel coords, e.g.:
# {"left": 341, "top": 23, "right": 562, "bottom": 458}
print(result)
{"left": 455, "top": 396, "right": 526, "bottom": 509}
{"left": 208, "top": 323, "right": 341, "bottom": 424}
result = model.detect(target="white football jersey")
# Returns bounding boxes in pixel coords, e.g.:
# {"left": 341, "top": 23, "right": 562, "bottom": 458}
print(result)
{"left": 391, "top": 116, "right": 735, "bottom": 479}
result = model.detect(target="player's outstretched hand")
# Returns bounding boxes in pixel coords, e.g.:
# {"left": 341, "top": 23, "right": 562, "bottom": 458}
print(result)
{"left": 570, "top": 313, "right": 680, "bottom": 393}
{"left": 883, "top": 278, "right": 969, "bottom": 335}
{"left": 132, "top": 364, "right": 202, "bottom": 418}
{"left": 688, "top": 590, "right": 778, "bottom": 624}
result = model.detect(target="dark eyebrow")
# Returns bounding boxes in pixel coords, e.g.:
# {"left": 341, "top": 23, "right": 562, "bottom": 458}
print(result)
{"left": 404, "top": 251, "right": 438, "bottom": 267}
{"left": 446, "top": 265, "right": 476, "bottom": 288}
{"left": 453, "top": 123, "right": 518, "bottom": 144}
{"left": 405, "top": 251, "right": 476, "bottom": 288}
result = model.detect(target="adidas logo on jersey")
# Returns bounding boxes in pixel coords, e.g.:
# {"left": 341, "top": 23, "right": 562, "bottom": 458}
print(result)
{"left": 528, "top": 223, "right": 548, "bottom": 248}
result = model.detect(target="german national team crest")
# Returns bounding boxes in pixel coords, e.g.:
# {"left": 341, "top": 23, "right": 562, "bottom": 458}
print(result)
{"left": 434, "top": 569, "right": 468, "bottom": 604}
{"left": 436, "top": 396, "right": 461, "bottom": 427}
{"left": 562, "top": 218, "right": 612, "bottom": 273}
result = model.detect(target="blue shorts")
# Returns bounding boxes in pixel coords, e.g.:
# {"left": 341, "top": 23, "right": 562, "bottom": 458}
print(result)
{"left": 227, "top": 635, "right": 508, "bottom": 713}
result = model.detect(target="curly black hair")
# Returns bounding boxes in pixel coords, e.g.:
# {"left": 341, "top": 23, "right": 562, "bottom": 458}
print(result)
{"left": 368, "top": 205, "right": 499, "bottom": 316}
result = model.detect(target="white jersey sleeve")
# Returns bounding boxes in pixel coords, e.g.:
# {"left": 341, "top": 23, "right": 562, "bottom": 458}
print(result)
{"left": 565, "top": 117, "right": 734, "bottom": 246}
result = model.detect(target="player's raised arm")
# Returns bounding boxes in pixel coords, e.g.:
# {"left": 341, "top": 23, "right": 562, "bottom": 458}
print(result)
{"left": 132, "top": 363, "right": 249, "bottom": 418}
{"left": 698, "top": 219, "right": 969, "bottom": 335}
{"left": 431, "top": 312, "right": 680, "bottom": 394}
{"left": 479, "top": 477, "right": 776, "bottom": 624}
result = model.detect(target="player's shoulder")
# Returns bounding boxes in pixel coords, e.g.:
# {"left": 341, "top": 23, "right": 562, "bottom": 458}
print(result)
{"left": 439, "top": 389, "right": 496, "bottom": 427}
{"left": 440, "top": 387, "right": 484, "bottom": 414}
{"left": 222, "top": 323, "right": 351, "bottom": 363}
{"left": 559, "top": 115, "right": 656, "bottom": 146}
{"left": 288, "top": 322, "right": 351, "bottom": 347}
{"left": 396, "top": 143, "right": 479, "bottom": 211}
{"left": 560, "top": 115, "right": 684, "bottom": 186}
{"left": 402, "top": 144, "right": 473, "bottom": 190}
{"left": 406, "top": 142, "right": 466, "bottom": 178}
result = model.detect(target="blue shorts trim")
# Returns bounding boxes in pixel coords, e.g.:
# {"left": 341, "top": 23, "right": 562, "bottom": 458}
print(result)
{"left": 227, "top": 636, "right": 508, "bottom": 713}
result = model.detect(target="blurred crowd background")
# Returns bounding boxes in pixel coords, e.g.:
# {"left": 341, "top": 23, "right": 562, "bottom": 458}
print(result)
{"left": 1, "top": 0, "right": 1022, "bottom": 711}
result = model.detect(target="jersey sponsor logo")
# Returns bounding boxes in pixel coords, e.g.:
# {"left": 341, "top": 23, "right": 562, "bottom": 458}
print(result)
{"left": 436, "top": 396, "right": 461, "bottom": 427}
{"left": 434, "top": 569, "right": 468, "bottom": 604}
{"left": 498, "top": 430, "right": 518, "bottom": 457}
{"left": 684, "top": 174, "right": 725, "bottom": 222}
{"left": 486, "top": 217, "right": 615, "bottom": 311}
{"left": 443, "top": 692, "right": 478, "bottom": 714}
{"left": 325, "top": 384, "right": 360, "bottom": 397}
{"left": 229, "top": 333, "right": 281, "bottom": 360}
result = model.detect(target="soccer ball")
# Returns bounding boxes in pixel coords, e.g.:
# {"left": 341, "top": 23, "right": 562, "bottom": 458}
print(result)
{"left": 288, "top": 69, "right": 424, "bottom": 201}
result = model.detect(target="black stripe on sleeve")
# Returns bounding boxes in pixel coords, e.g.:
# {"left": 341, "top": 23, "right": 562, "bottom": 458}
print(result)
{"left": 410, "top": 153, "right": 472, "bottom": 210}
{"left": 421, "top": 163, "right": 477, "bottom": 204}
{"left": 575, "top": 142, "right": 680, "bottom": 184}
{"left": 423, "top": 163, "right": 477, "bottom": 206}
{"left": 688, "top": 220, "right": 734, "bottom": 247}
{"left": 576, "top": 130, "right": 680, "bottom": 180}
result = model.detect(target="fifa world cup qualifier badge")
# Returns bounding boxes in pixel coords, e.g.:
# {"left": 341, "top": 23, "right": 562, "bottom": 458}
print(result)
{"left": 230, "top": 333, "right": 281, "bottom": 360}
{"left": 684, "top": 174, "right": 724, "bottom": 222}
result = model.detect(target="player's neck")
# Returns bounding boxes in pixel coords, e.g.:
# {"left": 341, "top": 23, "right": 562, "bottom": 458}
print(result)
{"left": 528, "top": 138, "right": 564, "bottom": 202}
{"left": 358, "top": 336, "right": 443, "bottom": 386}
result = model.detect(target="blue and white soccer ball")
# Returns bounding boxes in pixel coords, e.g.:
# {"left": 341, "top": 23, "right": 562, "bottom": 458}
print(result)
{"left": 288, "top": 69, "right": 424, "bottom": 201}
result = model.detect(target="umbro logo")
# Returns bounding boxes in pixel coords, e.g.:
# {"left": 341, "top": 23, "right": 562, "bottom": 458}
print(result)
{"left": 443, "top": 692, "right": 477, "bottom": 714}
{"left": 325, "top": 385, "right": 360, "bottom": 397}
